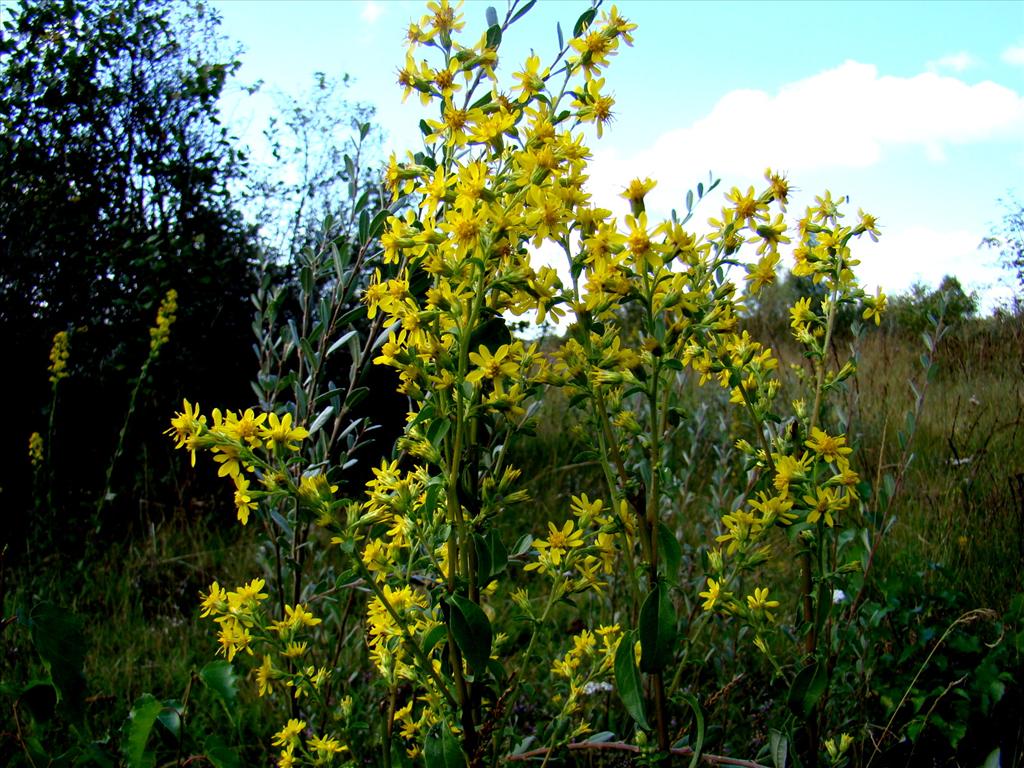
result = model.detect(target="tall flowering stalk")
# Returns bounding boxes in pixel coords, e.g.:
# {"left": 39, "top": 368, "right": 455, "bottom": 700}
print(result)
{"left": 171, "top": 1, "right": 887, "bottom": 765}
{"left": 97, "top": 288, "right": 177, "bottom": 517}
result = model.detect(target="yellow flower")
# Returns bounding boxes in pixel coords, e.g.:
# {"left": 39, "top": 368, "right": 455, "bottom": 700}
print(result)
{"left": 746, "top": 587, "right": 780, "bottom": 621}
{"left": 620, "top": 177, "right": 655, "bottom": 215}
{"left": 272, "top": 603, "right": 323, "bottom": 633}
{"left": 772, "top": 453, "right": 811, "bottom": 496}
{"left": 215, "top": 616, "right": 253, "bottom": 661}
{"left": 227, "top": 578, "right": 269, "bottom": 613}
{"left": 573, "top": 77, "right": 615, "bottom": 138}
{"left": 232, "top": 475, "right": 257, "bottom": 525}
{"left": 256, "top": 655, "right": 275, "bottom": 697}
{"left": 272, "top": 719, "right": 306, "bottom": 748}
{"left": 199, "top": 581, "right": 227, "bottom": 617}
{"left": 513, "top": 54, "right": 548, "bottom": 100}
{"left": 259, "top": 411, "right": 309, "bottom": 452}
{"left": 856, "top": 208, "right": 881, "bottom": 241}
{"left": 309, "top": 733, "right": 347, "bottom": 756}
{"left": 533, "top": 519, "right": 585, "bottom": 566}
{"left": 805, "top": 427, "right": 853, "bottom": 463}
{"left": 862, "top": 287, "right": 887, "bottom": 325}
{"left": 802, "top": 486, "right": 844, "bottom": 527}
{"left": 745, "top": 251, "right": 780, "bottom": 295}
{"left": 276, "top": 744, "right": 296, "bottom": 768}
{"left": 727, "top": 185, "right": 767, "bottom": 227}
{"left": 166, "top": 400, "right": 206, "bottom": 466}
{"left": 48, "top": 330, "right": 70, "bottom": 384}
{"left": 466, "top": 344, "right": 519, "bottom": 385}
{"left": 28, "top": 431, "right": 44, "bottom": 468}
{"left": 149, "top": 288, "right": 177, "bottom": 353}
{"left": 699, "top": 577, "right": 723, "bottom": 611}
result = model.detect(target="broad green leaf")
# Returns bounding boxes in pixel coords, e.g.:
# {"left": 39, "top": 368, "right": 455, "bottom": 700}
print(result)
{"left": 28, "top": 601, "right": 86, "bottom": 722}
{"left": 787, "top": 661, "right": 828, "bottom": 718}
{"left": 448, "top": 595, "right": 492, "bottom": 673}
{"left": 614, "top": 630, "right": 650, "bottom": 730}
{"left": 639, "top": 582, "right": 676, "bottom": 673}
{"left": 157, "top": 699, "right": 182, "bottom": 738}
{"left": 121, "top": 693, "right": 162, "bottom": 768}
{"left": 423, "top": 724, "right": 466, "bottom": 768}
{"left": 199, "top": 660, "right": 238, "bottom": 706}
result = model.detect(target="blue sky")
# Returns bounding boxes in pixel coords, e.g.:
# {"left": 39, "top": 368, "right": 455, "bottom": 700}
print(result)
{"left": 213, "top": 0, "right": 1024, "bottom": 309}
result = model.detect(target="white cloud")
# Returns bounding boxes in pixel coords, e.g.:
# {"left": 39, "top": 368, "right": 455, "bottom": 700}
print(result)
{"left": 361, "top": 1, "right": 384, "bottom": 23}
{"left": 855, "top": 226, "right": 984, "bottom": 293}
{"left": 1001, "top": 44, "right": 1024, "bottom": 67}
{"left": 593, "top": 61, "right": 1024, "bottom": 209}
{"left": 926, "top": 51, "right": 978, "bottom": 72}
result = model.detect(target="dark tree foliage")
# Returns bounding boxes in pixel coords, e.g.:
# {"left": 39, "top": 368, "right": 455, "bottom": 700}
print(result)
{"left": 0, "top": 0, "right": 259, "bottom": 546}
{"left": 886, "top": 275, "right": 978, "bottom": 335}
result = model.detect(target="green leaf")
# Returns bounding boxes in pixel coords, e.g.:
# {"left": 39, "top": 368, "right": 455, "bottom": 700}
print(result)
{"left": 423, "top": 725, "right": 466, "bottom": 768}
{"left": 485, "top": 23, "right": 502, "bottom": 49}
{"left": 981, "top": 748, "right": 1001, "bottom": 768}
{"left": 421, "top": 623, "right": 448, "bottom": 654}
{"left": 200, "top": 660, "right": 238, "bottom": 706}
{"left": 28, "top": 602, "right": 86, "bottom": 722}
{"left": 768, "top": 729, "right": 788, "bottom": 768}
{"left": 787, "top": 661, "right": 828, "bottom": 718}
{"left": 485, "top": 529, "right": 508, "bottom": 580}
{"left": 157, "top": 699, "right": 182, "bottom": 738}
{"left": 639, "top": 582, "right": 676, "bottom": 673}
{"left": 508, "top": 0, "right": 536, "bottom": 25}
{"left": 614, "top": 629, "right": 650, "bottom": 730}
{"left": 204, "top": 734, "right": 241, "bottom": 768}
{"left": 573, "top": 7, "right": 597, "bottom": 36}
{"left": 678, "top": 693, "right": 705, "bottom": 768}
{"left": 448, "top": 595, "right": 492, "bottom": 673}
{"left": 511, "top": 534, "right": 534, "bottom": 557}
{"left": 327, "top": 330, "right": 357, "bottom": 357}
{"left": 308, "top": 405, "right": 334, "bottom": 436}
{"left": 656, "top": 523, "right": 681, "bottom": 582}
{"left": 121, "top": 693, "right": 163, "bottom": 768}
{"left": 368, "top": 209, "right": 390, "bottom": 241}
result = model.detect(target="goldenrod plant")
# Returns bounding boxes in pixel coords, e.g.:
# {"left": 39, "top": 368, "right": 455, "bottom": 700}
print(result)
{"left": 169, "top": 2, "right": 892, "bottom": 765}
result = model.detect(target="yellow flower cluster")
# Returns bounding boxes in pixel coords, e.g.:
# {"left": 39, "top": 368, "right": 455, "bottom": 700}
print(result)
{"left": 272, "top": 718, "right": 348, "bottom": 768}
{"left": 28, "top": 431, "right": 44, "bottom": 468}
{"left": 547, "top": 625, "right": 622, "bottom": 735}
{"left": 199, "top": 578, "right": 269, "bottom": 661}
{"left": 48, "top": 330, "right": 70, "bottom": 384}
{"left": 148, "top": 288, "right": 177, "bottom": 353}
{"left": 166, "top": 400, "right": 311, "bottom": 525}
